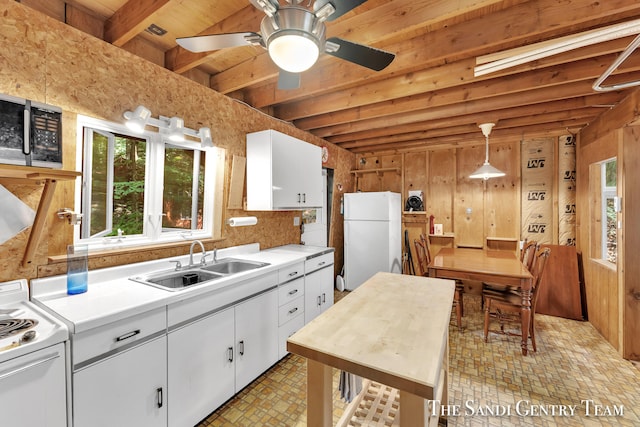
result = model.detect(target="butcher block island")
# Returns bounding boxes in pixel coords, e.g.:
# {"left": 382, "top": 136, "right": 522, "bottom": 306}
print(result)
{"left": 287, "top": 272, "right": 455, "bottom": 427}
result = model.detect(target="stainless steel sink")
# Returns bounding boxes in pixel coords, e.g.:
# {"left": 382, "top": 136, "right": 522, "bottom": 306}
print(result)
{"left": 130, "top": 258, "right": 270, "bottom": 291}
{"left": 200, "top": 258, "right": 270, "bottom": 275}
{"left": 131, "top": 269, "right": 224, "bottom": 291}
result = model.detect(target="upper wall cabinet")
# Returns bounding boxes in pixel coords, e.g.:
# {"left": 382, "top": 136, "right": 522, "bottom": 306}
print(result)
{"left": 246, "top": 130, "right": 322, "bottom": 210}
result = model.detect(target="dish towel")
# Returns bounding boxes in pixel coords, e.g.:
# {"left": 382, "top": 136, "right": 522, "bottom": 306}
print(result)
{"left": 338, "top": 370, "right": 363, "bottom": 403}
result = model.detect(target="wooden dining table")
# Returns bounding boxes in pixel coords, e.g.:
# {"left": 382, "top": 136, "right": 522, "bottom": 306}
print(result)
{"left": 427, "top": 247, "right": 534, "bottom": 355}
{"left": 287, "top": 272, "right": 455, "bottom": 427}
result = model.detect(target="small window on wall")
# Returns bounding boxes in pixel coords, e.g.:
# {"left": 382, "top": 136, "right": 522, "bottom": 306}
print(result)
{"left": 601, "top": 158, "right": 617, "bottom": 264}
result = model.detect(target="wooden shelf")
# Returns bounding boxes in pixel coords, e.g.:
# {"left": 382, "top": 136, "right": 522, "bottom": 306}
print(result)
{"left": 0, "top": 165, "right": 81, "bottom": 266}
{"left": 350, "top": 167, "right": 401, "bottom": 177}
{"left": 403, "top": 211, "right": 426, "bottom": 214}
{"left": 429, "top": 233, "right": 455, "bottom": 238}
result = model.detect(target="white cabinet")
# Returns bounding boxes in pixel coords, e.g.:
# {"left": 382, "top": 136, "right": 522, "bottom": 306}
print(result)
{"left": 73, "top": 336, "right": 167, "bottom": 427}
{"left": 304, "top": 252, "right": 335, "bottom": 324}
{"left": 277, "top": 276, "right": 305, "bottom": 359}
{"left": 167, "top": 308, "right": 235, "bottom": 427}
{"left": 167, "top": 285, "right": 278, "bottom": 427}
{"left": 246, "top": 129, "right": 322, "bottom": 210}
{"left": 71, "top": 307, "right": 167, "bottom": 427}
{"left": 235, "top": 289, "right": 279, "bottom": 390}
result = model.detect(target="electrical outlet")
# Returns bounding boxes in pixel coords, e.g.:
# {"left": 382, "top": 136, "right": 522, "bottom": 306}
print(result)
{"left": 293, "top": 217, "right": 300, "bottom": 226}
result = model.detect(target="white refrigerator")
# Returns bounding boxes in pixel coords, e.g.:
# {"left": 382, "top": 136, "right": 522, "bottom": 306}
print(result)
{"left": 343, "top": 191, "right": 402, "bottom": 291}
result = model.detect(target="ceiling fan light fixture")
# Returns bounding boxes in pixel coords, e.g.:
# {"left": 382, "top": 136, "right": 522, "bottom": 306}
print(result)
{"left": 268, "top": 32, "right": 320, "bottom": 72}
{"left": 470, "top": 122, "right": 505, "bottom": 180}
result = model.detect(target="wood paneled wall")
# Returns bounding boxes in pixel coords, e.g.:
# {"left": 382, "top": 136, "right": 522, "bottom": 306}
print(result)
{"left": 356, "top": 140, "right": 521, "bottom": 262}
{"left": 578, "top": 87, "right": 640, "bottom": 360}
{"left": 0, "top": 1, "right": 355, "bottom": 282}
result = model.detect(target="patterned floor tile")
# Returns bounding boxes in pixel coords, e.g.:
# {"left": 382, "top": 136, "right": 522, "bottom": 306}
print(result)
{"left": 197, "top": 291, "right": 640, "bottom": 426}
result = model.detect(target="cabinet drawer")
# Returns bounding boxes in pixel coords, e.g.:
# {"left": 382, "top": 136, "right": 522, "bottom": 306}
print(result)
{"left": 278, "top": 314, "right": 305, "bottom": 359}
{"left": 278, "top": 262, "right": 304, "bottom": 283}
{"left": 305, "top": 252, "right": 334, "bottom": 274}
{"left": 73, "top": 307, "right": 166, "bottom": 366}
{"left": 278, "top": 277, "right": 305, "bottom": 305}
{"left": 278, "top": 296, "right": 304, "bottom": 326}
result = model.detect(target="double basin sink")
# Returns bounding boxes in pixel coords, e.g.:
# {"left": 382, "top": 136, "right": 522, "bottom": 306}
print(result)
{"left": 130, "top": 258, "right": 270, "bottom": 291}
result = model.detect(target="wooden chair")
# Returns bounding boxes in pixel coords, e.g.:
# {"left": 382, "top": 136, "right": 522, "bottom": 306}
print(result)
{"left": 481, "top": 240, "right": 538, "bottom": 308}
{"left": 483, "top": 247, "right": 551, "bottom": 352}
{"left": 414, "top": 234, "right": 464, "bottom": 330}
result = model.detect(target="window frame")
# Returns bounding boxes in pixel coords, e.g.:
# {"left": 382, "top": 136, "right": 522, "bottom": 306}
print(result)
{"left": 75, "top": 115, "right": 217, "bottom": 251}
{"left": 600, "top": 157, "right": 617, "bottom": 264}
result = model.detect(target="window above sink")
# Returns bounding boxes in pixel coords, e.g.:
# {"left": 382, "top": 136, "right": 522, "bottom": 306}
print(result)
{"left": 74, "top": 114, "right": 224, "bottom": 252}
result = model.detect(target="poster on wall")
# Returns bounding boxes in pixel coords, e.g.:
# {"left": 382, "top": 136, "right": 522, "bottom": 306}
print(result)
{"left": 521, "top": 138, "right": 554, "bottom": 244}
{"left": 558, "top": 135, "right": 576, "bottom": 246}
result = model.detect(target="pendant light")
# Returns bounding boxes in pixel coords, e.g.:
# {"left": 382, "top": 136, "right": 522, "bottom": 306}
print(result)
{"left": 469, "top": 123, "right": 505, "bottom": 180}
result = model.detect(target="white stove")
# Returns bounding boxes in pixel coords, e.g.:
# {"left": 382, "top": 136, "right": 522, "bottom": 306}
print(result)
{"left": 0, "top": 279, "right": 68, "bottom": 363}
{"left": 0, "top": 279, "right": 69, "bottom": 427}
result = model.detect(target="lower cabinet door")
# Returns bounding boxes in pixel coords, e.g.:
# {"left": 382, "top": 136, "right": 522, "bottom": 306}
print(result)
{"left": 168, "top": 307, "right": 235, "bottom": 427}
{"left": 73, "top": 336, "right": 167, "bottom": 427}
{"left": 304, "top": 266, "right": 334, "bottom": 323}
{"left": 234, "top": 288, "right": 279, "bottom": 391}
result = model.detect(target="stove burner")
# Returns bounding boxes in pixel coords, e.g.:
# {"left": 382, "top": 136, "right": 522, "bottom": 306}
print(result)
{"left": 0, "top": 318, "right": 38, "bottom": 339}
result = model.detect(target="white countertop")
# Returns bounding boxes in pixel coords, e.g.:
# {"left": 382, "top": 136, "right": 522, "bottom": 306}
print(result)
{"left": 31, "top": 243, "right": 334, "bottom": 334}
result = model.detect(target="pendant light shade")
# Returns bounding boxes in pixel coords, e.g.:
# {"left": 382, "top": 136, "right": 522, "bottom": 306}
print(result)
{"left": 469, "top": 123, "right": 505, "bottom": 180}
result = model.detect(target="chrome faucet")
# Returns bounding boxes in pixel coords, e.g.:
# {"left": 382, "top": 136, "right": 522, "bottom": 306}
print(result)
{"left": 189, "top": 240, "right": 207, "bottom": 266}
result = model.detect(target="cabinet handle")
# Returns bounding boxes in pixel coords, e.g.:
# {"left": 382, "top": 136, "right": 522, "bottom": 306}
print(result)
{"left": 318, "top": 261, "right": 326, "bottom": 267}
{"left": 288, "top": 307, "right": 298, "bottom": 315}
{"left": 297, "top": 193, "right": 301, "bottom": 203}
{"left": 156, "top": 387, "right": 163, "bottom": 408}
{"left": 322, "top": 293, "right": 326, "bottom": 304}
{"left": 228, "top": 347, "right": 234, "bottom": 362}
{"left": 115, "top": 329, "right": 140, "bottom": 342}
{"left": 288, "top": 289, "right": 298, "bottom": 295}
{"left": 302, "top": 193, "right": 306, "bottom": 203}
{"left": 288, "top": 271, "right": 298, "bottom": 277}
{"left": 317, "top": 295, "right": 322, "bottom": 306}
{"left": 239, "top": 340, "right": 245, "bottom": 356}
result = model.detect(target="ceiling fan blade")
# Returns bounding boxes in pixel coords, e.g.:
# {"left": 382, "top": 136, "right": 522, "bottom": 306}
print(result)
{"left": 278, "top": 70, "right": 301, "bottom": 90}
{"left": 325, "top": 37, "right": 395, "bottom": 71}
{"left": 176, "top": 32, "right": 261, "bottom": 53}
{"left": 314, "top": 0, "right": 367, "bottom": 21}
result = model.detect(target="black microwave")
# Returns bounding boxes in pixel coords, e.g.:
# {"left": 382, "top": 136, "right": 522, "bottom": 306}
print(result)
{"left": 0, "top": 93, "right": 63, "bottom": 168}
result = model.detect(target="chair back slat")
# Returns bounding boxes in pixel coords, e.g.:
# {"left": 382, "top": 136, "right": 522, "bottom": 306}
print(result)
{"left": 520, "top": 240, "right": 539, "bottom": 271}
{"left": 413, "top": 234, "right": 430, "bottom": 276}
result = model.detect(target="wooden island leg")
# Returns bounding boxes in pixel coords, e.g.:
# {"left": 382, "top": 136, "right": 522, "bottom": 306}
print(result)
{"left": 399, "top": 391, "right": 426, "bottom": 426}
{"left": 307, "top": 359, "right": 333, "bottom": 427}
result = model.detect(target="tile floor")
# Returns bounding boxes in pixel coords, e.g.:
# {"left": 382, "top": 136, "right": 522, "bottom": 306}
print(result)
{"left": 198, "top": 290, "right": 640, "bottom": 426}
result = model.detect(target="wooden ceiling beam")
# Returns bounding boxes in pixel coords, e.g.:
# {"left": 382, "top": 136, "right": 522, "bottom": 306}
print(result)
{"left": 349, "top": 119, "right": 589, "bottom": 153}
{"left": 209, "top": 0, "right": 517, "bottom": 95}
{"left": 244, "top": 0, "right": 640, "bottom": 108}
{"left": 303, "top": 69, "right": 640, "bottom": 138}
{"left": 331, "top": 94, "right": 620, "bottom": 146}
{"left": 105, "top": 0, "right": 174, "bottom": 47}
{"left": 276, "top": 37, "right": 633, "bottom": 122}
{"left": 283, "top": 50, "right": 640, "bottom": 126}
{"left": 339, "top": 108, "right": 599, "bottom": 150}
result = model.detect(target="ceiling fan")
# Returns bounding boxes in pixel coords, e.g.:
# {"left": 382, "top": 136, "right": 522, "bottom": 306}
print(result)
{"left": 176, "top": 0, "right": 395, "bottom": 89}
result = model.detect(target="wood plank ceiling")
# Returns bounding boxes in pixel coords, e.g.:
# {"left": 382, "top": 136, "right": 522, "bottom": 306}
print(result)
{"left": 35, "top": 0, "right": 640, "bottom": 153}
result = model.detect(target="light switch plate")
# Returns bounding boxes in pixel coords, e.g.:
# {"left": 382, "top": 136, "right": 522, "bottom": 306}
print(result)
{"left": 293, "top": 217, "right": 300, "bottom": 226}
